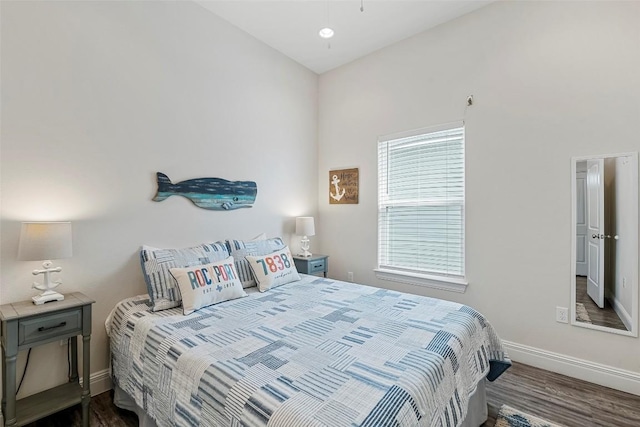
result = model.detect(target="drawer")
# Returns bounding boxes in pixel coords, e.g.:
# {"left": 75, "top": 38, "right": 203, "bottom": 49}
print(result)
{"left": 308, "top": 259, "right": 326, "bottom": 273}
{"left": 18, "top": 308, "right": 82, "bottom": 346}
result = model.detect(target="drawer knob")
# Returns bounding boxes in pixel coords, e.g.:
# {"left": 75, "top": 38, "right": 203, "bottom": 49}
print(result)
{"left": 38, "top": 321, "right": 66, "bottom": 332}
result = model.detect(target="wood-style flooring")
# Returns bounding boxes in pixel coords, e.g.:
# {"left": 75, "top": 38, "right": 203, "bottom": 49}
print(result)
{"left": 18, "top": 362, "right": 640, "bottom": 427}
{"left": 483, "top": 362, "right": 640, "bottom": 427}
{"left": 576, "top": 276, "right": 627, "bottom": 331}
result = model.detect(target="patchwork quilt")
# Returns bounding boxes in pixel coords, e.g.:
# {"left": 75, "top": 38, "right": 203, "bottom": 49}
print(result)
{"left": 106, "top": 275, "right": 510, "bottom": 427}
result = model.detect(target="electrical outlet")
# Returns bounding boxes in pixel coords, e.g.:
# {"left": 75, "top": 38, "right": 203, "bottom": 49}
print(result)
{"left": 347, "top": 272, "right": 354, "bottom": 282}
{"left": 556, "top": 306, "right": 569, "bottom": 323}
{"left": 623, "top": 277, "right": 627, "bottom": 288}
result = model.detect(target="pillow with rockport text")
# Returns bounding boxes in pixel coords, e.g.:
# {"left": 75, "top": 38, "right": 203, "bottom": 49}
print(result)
{"left": 169, "top": 256, "right": 247, "bottom": 315}
{"left": 245, "top": 247, "right": 301, "bottom": 292}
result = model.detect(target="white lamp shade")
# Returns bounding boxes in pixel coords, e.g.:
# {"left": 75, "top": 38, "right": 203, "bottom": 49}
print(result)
{"left": 295, "top": 217, "right": 315, "bottom": 237}
{"left": 18, "top": 222, "right": 73, "bottom": 261}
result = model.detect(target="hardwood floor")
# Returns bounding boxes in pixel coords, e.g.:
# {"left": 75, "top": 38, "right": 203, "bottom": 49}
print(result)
{"left": 483, "top": 362, "right": 640, "bottom": 427}
{"left": 18, "top": 362, "right": 640, "bottom": 427}
{"left": 19, "top": 390, "right": 138, "bottom": 427}
{"left": 576, "top": 276, "right": 627, "bottom": 331}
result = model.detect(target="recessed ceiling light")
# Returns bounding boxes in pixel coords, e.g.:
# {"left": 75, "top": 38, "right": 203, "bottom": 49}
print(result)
{"left": 319, "top": 28, "right": 334, "bottom": 39}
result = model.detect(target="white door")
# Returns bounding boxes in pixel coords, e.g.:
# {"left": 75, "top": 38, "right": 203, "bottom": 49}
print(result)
{"left": 576, "top": 171, "right": 588, "bottom": 276}
{"left": 586, "top": 159, "right": 605, "bottom": 308}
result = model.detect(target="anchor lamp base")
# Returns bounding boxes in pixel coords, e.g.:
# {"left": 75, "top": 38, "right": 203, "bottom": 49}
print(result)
{"left": 32, "top": 290, "right": 65, "bottom": 305}
{"left": 30, "top": 260, "right": 65, "bottom": 305}
{"left": 299, "top": 236, "right": 312, "bottom": 258}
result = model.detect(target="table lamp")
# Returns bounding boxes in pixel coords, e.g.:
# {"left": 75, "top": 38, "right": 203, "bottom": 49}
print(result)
{"left": 295, "top": 217, "right": 315, "bottom": 257}
{"left": 18, "top": 222, "right": 72, "bottom": 305}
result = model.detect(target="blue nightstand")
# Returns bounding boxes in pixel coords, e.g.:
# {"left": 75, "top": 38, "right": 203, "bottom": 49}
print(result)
{"left": 293, "top": 254, "right": 329, "bottom": 278}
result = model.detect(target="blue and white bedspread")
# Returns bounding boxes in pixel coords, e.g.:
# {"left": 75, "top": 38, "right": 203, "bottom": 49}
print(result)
{"left": 106, "top": 275, "right": 510, "bottom": 427}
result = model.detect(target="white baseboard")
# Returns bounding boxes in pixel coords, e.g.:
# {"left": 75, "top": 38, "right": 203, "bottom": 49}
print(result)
{"left": 611, "top": 296, "right": 633, "bottom": 332}
{"left": 80, "top": 368, "right": 112, "bottom": 397}
{"left": 503, "top": 340, "right": 640, "bottom": 396}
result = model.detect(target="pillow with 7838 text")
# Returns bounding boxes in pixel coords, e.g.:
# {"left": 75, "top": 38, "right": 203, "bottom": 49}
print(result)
{"left": 246, "top": 247, "right": 301, "bottom": 292}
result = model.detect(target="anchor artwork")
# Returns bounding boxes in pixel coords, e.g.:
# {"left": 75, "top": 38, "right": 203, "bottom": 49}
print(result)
{"left": 329, "top": 168, "right": 359, "bottom": 204}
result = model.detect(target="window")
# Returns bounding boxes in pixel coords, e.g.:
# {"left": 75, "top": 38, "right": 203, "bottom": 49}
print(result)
{"left": 377, "top": 124, "right": 466, "bottom": 291}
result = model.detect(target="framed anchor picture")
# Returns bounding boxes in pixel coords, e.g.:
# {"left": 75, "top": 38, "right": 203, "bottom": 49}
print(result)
{"left": 329, "top": 168, "right": 359, "bottom": 204}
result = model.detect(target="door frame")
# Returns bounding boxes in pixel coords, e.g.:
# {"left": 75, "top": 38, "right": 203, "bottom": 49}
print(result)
{"left": 570, "top": 152, "right": 638, "bottom": 337}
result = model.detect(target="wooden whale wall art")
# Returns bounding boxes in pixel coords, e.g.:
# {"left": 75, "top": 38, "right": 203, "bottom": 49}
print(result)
{"left": 153, "top": 172, "right": 257, "bottom": 210}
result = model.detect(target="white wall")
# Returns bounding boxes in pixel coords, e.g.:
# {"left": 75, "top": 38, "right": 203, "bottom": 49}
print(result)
{"left": 0, "top": 0, "right": 318, "bottom": 399}
{"left": 318, "top": 0, "right": 640, "bottom": 381}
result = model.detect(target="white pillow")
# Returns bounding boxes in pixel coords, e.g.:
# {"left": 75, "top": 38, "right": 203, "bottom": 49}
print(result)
{"left": 169, "top": 256, "right": 247, "bottom": 315}
{"left": 246, "top": 247, "right": 301, "bottom": 292}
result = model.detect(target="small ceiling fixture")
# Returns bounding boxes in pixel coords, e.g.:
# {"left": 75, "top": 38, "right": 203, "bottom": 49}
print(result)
{"left": 318, "top": 27, "right": 334, "bottom": 39}
{"left": 319, "top": 0, "right": 334, "bottom": 43}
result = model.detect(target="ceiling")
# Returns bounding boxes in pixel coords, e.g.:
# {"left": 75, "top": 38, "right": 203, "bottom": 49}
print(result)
{"left": 195, "top": 1, "right": 494, "bottom": 74}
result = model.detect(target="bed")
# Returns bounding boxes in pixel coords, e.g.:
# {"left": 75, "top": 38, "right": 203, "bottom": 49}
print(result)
{"left": 106, "top": 273, "right": 509, "bottom": 427}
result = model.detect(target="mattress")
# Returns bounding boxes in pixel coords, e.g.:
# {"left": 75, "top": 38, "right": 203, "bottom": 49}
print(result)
{"left": 106, "top": 274, "right": 510, "bottom": 426}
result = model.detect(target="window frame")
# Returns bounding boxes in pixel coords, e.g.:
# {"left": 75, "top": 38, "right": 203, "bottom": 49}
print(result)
{"left": 375, "top": 122, "right": 468, "bottom": 292}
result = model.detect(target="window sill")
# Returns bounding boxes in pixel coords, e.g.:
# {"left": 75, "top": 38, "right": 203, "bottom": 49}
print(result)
{"left": 374, "top": 269, "right": 468, "bottom": 293}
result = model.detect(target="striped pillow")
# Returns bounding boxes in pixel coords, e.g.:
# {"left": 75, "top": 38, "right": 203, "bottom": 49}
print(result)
{"left": 226, "top": 237, "right": 285, "bottom": 288}
{"left": 140, "top": 242, "right": 229, "bottom": 311}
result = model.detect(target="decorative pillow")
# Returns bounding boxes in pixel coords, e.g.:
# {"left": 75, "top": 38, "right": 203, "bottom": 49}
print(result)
{"left": 246, "top": 246, "right": 301, "bottom": 292}
{"left": 140, "top": 242, "right": 229, "bottom": 311}
{"left": 226, "top": 237, "right": 285, "bottom": 288}
{"left": 169, "top": 257, "right": 247, "bottom": 315}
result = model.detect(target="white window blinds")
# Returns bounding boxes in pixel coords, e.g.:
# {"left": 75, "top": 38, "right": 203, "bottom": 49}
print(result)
{"left": 378, "top": 125, "right": 465, "bottom": 279}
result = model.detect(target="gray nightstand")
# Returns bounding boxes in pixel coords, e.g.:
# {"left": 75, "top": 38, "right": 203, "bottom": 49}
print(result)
{"left": 293, "top": 254, "right": 329, "bottom": 277}
{"left": 0, "top": 292, "right": 94, "bottom": 427}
